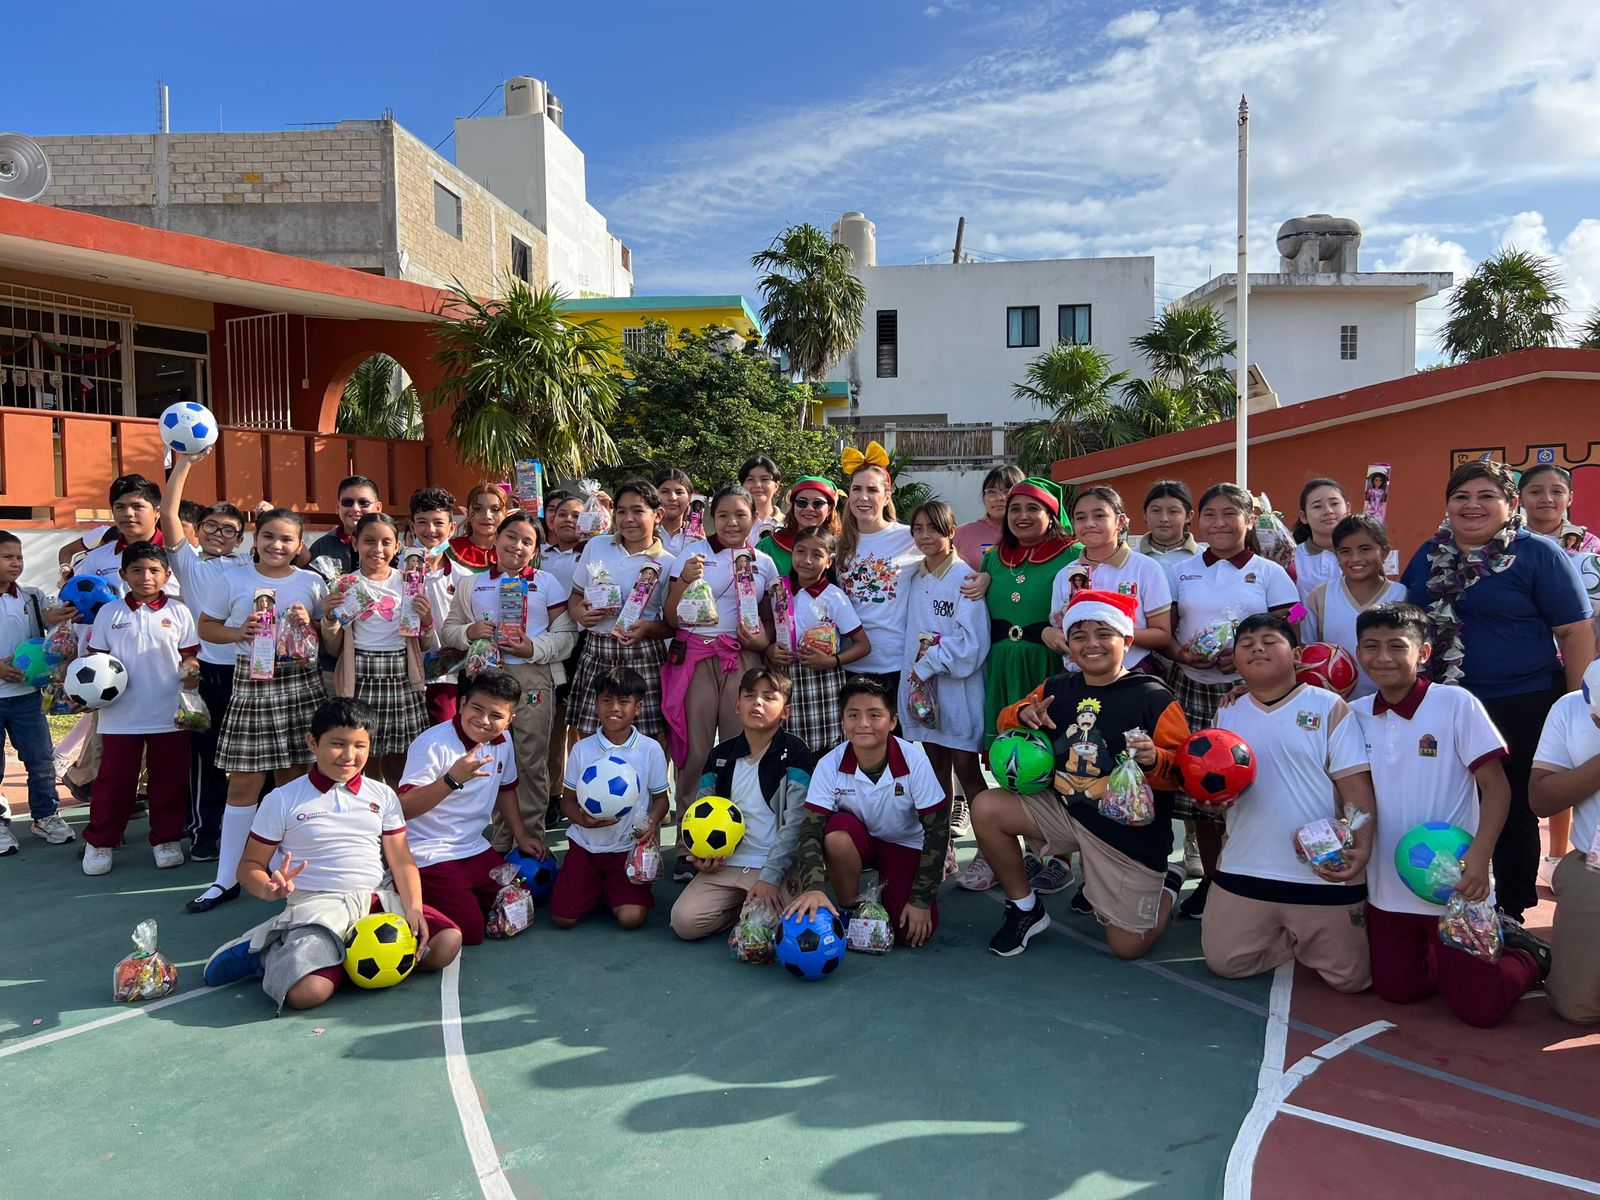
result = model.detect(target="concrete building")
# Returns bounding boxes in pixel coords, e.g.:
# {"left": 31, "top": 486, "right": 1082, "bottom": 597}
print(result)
{"left": 559, "top": 294, "right": 763, "bottom": 361}
{"left": 829, "top": 211, "right": 1156, "bottom": 427}
{"left": 455, "top": 77, "right": 633, "bottom": 299}
{"left": 1177, "top": 214, "right": 1451, "bottom": 406}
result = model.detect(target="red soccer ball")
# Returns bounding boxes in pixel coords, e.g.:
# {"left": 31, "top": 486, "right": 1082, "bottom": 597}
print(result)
{"left": 1296, "top": 642, "right": 1359, "bottom": 698}
{"left": 1178, "top": 728, "right": 1257, "bottom": 807}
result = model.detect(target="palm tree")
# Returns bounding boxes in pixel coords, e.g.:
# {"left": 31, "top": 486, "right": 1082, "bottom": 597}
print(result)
{"left": 884, "top": 446, "right": 933, "bottom": 513}
{"left": 1439, "top": 249, "right": 1567, "bottom": 362}
{"left": 751, "top": 224, "right": 866, "bottom": 426}
{"left": 1130, "top": 304, "right": 1236, "bottom": 419}
{"left": 425, "top": 280, "right": 620, "bottom": 479}
{"left": 1577, "top": 308, "right": 1600, "bottom": 350}
{"left": 337, "top": 354, "right": 422, "bottom": 439}
{"left": 1009, "top": 343, "right": 1133, "bottom": 474}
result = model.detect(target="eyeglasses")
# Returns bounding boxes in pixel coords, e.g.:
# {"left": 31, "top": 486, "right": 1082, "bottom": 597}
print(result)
{"left": 339, "top": 497, "right": 377, "bottom": 508}
{"left": 199, "top": 521, "right": 243, "bottom": 537}
{"left": 792, "top": 498, "right": 832, "bottom": 510}
{"left": 983, "top": 487, "right": 1010, "bottom": 498}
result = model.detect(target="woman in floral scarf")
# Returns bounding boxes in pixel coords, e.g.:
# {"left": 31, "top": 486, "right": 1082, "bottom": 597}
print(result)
{"left": 1400, "top": 459, "right": 1594, "bottom": 922}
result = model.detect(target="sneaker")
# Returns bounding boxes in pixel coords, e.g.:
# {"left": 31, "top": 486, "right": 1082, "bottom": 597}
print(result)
{"left": 1537, "top": 855, "right": 1561, "bottom": 888}
{"left": 1022, "top": 849, "right": 1044, "bottom": 879}
{"left": 152, "top": 841, "right": 186, "bottom": 869}
{"left": 188, "top": 843, "right": 220, "bottom": 863}
{"left": 956, "top": 852, "right": 997, "bottom": 891}
{"left": 1183, "top": 833, "right": 1203, "bottom": 880}
{"left": 672, "top": 863, "right": 697, "bottom": 884}
{"left": 1499, "top": 915, "right": 1553, "bottom": 982}
{"left": 1179, "top": 877, "right": 1210, "bottom": 919}
{"left": 82, "top": 844, "right": 114, "bottom": 875}
{"left": 950, "top": 795, "right": 971, "bottom": 836}
{"left": 545, "top": 797, "right": 565, "bottom": 829}
{"left": 32, "top": 814, "right": 76, "bottom": 844}
{"left": 1029, "top": 855, "right": 1075, "bottom": 896}
{"left": 989, "top": 895, "right": 1051, "bottom": 956}
{"left": 1068, "top": 885, "right": 1093, "bottom": 915}
{"left": 203, "top": 937, "right": 265, "bottom": 987}
{"left": 0, "top": 824, "right": 17, "bottom": 857}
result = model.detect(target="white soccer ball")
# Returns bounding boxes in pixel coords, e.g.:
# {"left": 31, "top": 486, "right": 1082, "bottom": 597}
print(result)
{"left": 159, "top": 401, "right": 219, "bottom": 455}
{"left": 63, "top": 652, "right": 129, "bottom": 709}
{"left": 577, "top": 754, "right": 642, "bottom": 821}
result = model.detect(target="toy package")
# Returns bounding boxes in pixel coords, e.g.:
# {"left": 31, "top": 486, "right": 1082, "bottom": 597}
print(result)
{"left": 846, "top": 877, "right": 894, "bottom": 954}
{"left": 399, "top": 569, "right": 424, "bottom": 637}
{"left": 584, "top": 563, "right": 622, "bottom": 615}
{"left": 685, "top": 494, "right": 707, "bottom": 541}
{"left": 772, "top": 580, "right": 795, "bottom": 651}
{"left": 1254, "top": 493, "right": 1295, "bottom": 570}
{"left": 733, "top": 551, "right": 761, "bottom": 638}
{"left": 907, "top": 632, "right": 940, "bottom": 727}
{"left": 1185, "top": 619, "right": 1236, "bottom": 665}
{"left": 466, "top": 637, "right": 502, "bottom": 677}
{"left": 1291, "top": 805, "right": 1371, "bottom": 870}
{"left": 676, "top": 576, "right": 718, "bottom": 628}
{"left": 276, "top": 615, "right": 318, "bottom": 664}
{"left": 174, "top": 688, "right": 211, "bottom": 732}
{"left": 1100, "top": 743, "right": 1155, "bottom": 826}
{"left": 112, "top": 919, "right": 178, "bottom": 1002}
{"left": 249, "top": 588, "right": 278, "bottom": 681}
{"left": 728, "top": 899, "right": 779, "bottom": 964}
{"left": 485, "top": 863, "right": 534, "bottom": 939}
{"left": 512, "top": 458, "right": 545, "bottom": 519}
{"left": 613, "top": 566, "right": 660, "bottom": 640}
{"left": 496, "top": 576, "right": 527, "bottom": 646}
{"left": 332, "top": 574, "right": 377, "bottom": 625}
{"left": 625, "top": 835, "right": 661, "bottom": 884}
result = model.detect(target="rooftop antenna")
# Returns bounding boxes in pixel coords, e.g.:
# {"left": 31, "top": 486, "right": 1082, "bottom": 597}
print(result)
{"left": 156, "top": 79, "right": 170, "bottom": 134}
{"left": 952, "top": 216, "right": 966, "bottom": 264}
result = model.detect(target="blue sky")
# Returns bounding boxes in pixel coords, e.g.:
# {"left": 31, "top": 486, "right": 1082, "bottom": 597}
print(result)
{"left": 9, "top": 0, "right": 1600, "bottom": 361}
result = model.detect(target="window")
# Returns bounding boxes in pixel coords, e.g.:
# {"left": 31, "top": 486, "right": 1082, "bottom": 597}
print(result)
{"left": 511, "top": 236, "right": 533, "bottom": 283}
{"left": 0, "top": 283, "right": 131, "bottom": 416}
{"left": 433, "top": 182, "right": 462, "bottom": 239}
{"left": 1058, "top": 304, "right": 1091, "bottom": 345}
{"left": 1006, "top": 306, "right": 1040, "bottom": 348}
{"left": 134, "top": 323, "right": 209, "bottom": 420}
{"left": 621, "top": 326, "right": 665, "bottom": 354}
{"left": 875, "top": 309, "right": 898, "bottom": 378}
{"left": 1340, "top": 324, "right": 1358, "bottom": 360}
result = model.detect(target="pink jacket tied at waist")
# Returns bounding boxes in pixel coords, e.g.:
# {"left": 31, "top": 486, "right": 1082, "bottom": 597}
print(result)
{"left": 661, "top": 632, "right": 744, "bottom": 766}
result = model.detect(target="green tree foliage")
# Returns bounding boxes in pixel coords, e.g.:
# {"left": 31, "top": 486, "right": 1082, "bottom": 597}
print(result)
{"left": 1010, "top": 343, "right": 1133, "bottom": 474}
{"left": 1129, "top": 303, "right": 1237, "bottom": 420}
{"left": 1439, "top": 249, "right": 1568, "bottom": 362}
{"left": 337, "top": 353, "right": 422, "bottom": 439}
{"left": 751, "top": 223, "right": 866, "bottom": 425}
{"left": 1576, "top": 308, "right": 1600, "bottom": 350}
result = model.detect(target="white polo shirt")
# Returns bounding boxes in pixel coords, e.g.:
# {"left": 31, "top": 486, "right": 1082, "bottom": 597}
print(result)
{"left": 463, "top": 567, "right": 567, "bottom": 665}
{"left": 0, "top": 586, "right": 42, "bottom": 700}
{"left": 1352, "top": 680, "right": 1507, "bottom": 915}
{"left": 208, "top": 567, "right": 326, "bottom": 664}
{"left": 804, "top": 736, "right": 945, "bottom": 850}
{"left": 1173, "top": 549, "right": 1298, "bottom": 683}
{"left": 538, "top": 544, "right": 584, "bottom": 601}
{"left": 1215, "top": 684, "right": 1370, "bottom": 887}
{"left": 670, "top": 538, "right": 778, "bottom": 638}
{"left": 1293, "top": 541, "right": 1343, "bottom": 604}
{"left": 571, "top": 536, "right": 676, "bottom": 636}
{"left": 563, "top": 726, "right": 670, "bottom": 854}
{"left": 76, "top": 532, "right": 181, "bottom": 598}
{"left": 249, "top": 770, "right": 406, "bottom": 894}
{"left": 87, "top": 594, "right": 199, "bottom": 736}
{"left": 167, "top": 542, "right": 251, "bottom": 666}
{"left": 1048, "top": 544, "right": 1173, "bottom": 670}
{"left": 399, "top": 717, "right": 519, "bottom": 868}
{"left": 778, "top": 580, "right": 863, "bottom": 650}
{"left": 1534, "top": 691, "right": 1600, "bottom": 862}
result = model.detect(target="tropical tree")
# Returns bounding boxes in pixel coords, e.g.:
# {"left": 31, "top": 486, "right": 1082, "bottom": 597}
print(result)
{"left": 337, "top": 353, "right": 422, "bottom": 439}
{"left": 1009, "top": 343, "right": 1133, "bottom": 474}
{"left": 425, "top": 280, "right": 620, "bottom": 479}
{"left": 884, "top": 446, "right": 934, "bottom": 513}
{"left": 751, "top": 223, "right": 866, "bottom": 426}
{"left": 1439, "top": 249, "right": 1567, "bottom": 362}
{"left": 1129, "top": 303, "right": 1236, "bottom": 419}
{"left": 1577, "top": 308, "right": 1600, "bottom": 350}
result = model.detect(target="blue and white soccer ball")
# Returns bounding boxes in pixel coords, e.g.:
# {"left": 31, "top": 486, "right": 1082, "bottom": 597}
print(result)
{"left": 59, "top": 573, "right": 118, "bottom": 623}
{"left": 774, "top": 910, "right": 847, "bottom": 981}
{"left": 159, "top": 401, "right": 218, "bottom": 455}
{"left": 578, "top": 755, "right": 641, "bottom": 821}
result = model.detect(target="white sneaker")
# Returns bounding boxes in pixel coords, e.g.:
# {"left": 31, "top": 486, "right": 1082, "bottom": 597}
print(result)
{"left": 0, "top": 824, "right": 18, "bottom": 857}
{"left": 956, "top": 852, "right": 997, "bottom": 891}
{"left": 82, "top": 844, "right": 114, "bottom": 875}
{"left": 152, "top": 841, "right": 186, "bottom": 869}
{"left": 32, "top": 813, "right": 76, "bottom": 844}
{"left": 1537, "top": 855, "right": 1561, "bottom": 888}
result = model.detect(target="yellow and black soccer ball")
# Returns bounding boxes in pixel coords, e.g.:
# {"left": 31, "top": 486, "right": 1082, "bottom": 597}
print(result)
{"left": 343, "top": 913, "right": 418, "bottom": 989}
{"left": 680, "top": 795, "right": 746, "bottom": 860}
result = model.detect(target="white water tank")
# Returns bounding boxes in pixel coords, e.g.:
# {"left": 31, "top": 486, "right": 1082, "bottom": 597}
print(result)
{"left": 505, "top": 76, "right": 544, "bottom": 117}
{"left": 832, "top": 211, "right": 876, "bottom": 269}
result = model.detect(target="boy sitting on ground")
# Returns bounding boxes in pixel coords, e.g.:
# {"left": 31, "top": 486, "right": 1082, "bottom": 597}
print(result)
{"left": 202, "top": 698, "right": 461, "bottom": 1011}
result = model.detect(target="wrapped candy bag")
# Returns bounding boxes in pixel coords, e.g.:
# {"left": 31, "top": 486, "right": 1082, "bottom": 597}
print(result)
{"left": 1425, "top": 854, "right": 1503, "bottom": 962}
{"left": 584, "top": 562, "right": 623, "bottom": 615}
{"left": 798, "top": 618, "right": 839, "bottom": 657}
{"left": 625, "top": 835, "right": 661, "bottom": 884}
{"left": 1292, "top": 805, "right": 1371, "bottom": 870}
{"left": 1100, "top": 742, "right": 1155, "bottom": 826}
{"left": 174, "top": 688, "right": 211, "bottom": 732}
{"left": 1186, "top": 619, "right": 1236, "bottom": 664}
{"left": 728, "top": 899, "right": 779, "bottom": 964}
{"left": 906, "top": 632, "right": 941, "bottom": 725}
{"left": 485, "top": 863, "right": 534, "bottom": 939}
{"left": 1254, "top": 493, "right": 1296, "bottom": 570}
{"left": 276, "top": 616, "right": 318, "bottom": 664}
{"left": 112, "top": 919, "right": 178, "bottom": 1002}
{"left": 574, "top": 478, "right": 610, "bottom": 536}
{"left": 676, "top": 577, "right": 718, "bottom": 628}
{"left": 466, "top": 637, "right": 502, "bottom": 677}
{"left": 332, "top": 574, "right": 378, "bottom": 625}
{"left": 846, "top": 876, "right": 894, "bottom": 954}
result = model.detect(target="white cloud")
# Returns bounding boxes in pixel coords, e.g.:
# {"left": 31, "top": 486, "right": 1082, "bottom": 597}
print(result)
{"left": 1498, "top": 210, "right": 1556, "bottom": 258}
{"left": 1105, "top": 9, "right": 1159, "bottom": 39}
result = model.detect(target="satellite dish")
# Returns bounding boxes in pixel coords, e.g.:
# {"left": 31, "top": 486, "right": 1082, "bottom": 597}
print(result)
{"left": 0, "top": 133, "right": 52, "bottom": 202}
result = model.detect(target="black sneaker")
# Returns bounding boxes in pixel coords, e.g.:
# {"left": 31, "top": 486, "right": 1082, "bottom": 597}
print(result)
{"left": 189, "top": 842, "right": 220, "bottom": 863}
{"left": 544, "top": 797, "right": 565, "bottom": 829}
{"left": 1179, "top": 878, "right": 1210, "bottom": 920}
{"left": 1068, "top": 885, "right": 1093, "bottom": 915}
{"left": 1499, "top": 915, "right": 1552, "bottom": 982}
{"left": 989, "top": 895, "right": 1050, "bottom": 956}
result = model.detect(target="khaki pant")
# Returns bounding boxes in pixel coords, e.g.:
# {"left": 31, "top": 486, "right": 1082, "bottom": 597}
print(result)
{"left": 62, "top": 710, "right": 101, "bottom": 787}
{"left": 545, "top": 694, "right": 568, "bottom": 808}
{"left": 489, "top": 661, "right": 556, "bottom": 849}
{"left": 1548, "top": 850, "right": 1600, "bottom": 1025}
{"left": 674, "top": 650, "right": 761, "bottom": 812}
{"left": 1017, "top": 790, "right": 1166, "bottom": 932}
{"left": 1202, "top": 881, "right": 1372, "bottom": 993}
{"left": 669, "top": 864, "right": 794, "bottom": 940}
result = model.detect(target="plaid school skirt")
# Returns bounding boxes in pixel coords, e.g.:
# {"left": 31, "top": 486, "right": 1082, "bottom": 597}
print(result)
{"left": 790, "top": 663, "right": 846, "bottom": 758}
{"left": 1169, "top": 669, "right": 1236, "bottom": 824}
{"left": 215, "top": 660, "right": 327, "bottom": 774}
{"left": 353, "top": 649, "right": 428, "bottom": 756}
{"left": 567, "top": 633, "right": 667, "bottom": 739}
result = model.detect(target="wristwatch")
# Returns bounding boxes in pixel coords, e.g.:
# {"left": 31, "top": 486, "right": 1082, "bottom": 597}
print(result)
{"left": 442, "top": 772, "right": 463, "bottom": 791}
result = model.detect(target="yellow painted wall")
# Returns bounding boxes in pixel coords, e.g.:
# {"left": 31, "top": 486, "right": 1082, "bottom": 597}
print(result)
{"left": 567, "top": 304, "right": 759, "bottom": 364}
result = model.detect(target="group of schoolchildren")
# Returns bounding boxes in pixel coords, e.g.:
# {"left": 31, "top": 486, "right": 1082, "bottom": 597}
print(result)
{"left": 1, "top": 448, "right": 1597, "bottom": 1032}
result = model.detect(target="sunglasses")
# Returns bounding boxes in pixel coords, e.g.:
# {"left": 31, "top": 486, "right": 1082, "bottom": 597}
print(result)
{"left": 791, "top": 497, "right": 833, "bottom": 510}
{"left": 339, "top": 497, "right": 377, "bottom": 508}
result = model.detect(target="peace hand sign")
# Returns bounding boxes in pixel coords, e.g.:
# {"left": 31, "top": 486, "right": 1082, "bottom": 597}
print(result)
{"left": 446, "top": 747, "right": 494, "bottom": 787}
{"left": 264, "top": 850, "right": 308, "bottom": 900}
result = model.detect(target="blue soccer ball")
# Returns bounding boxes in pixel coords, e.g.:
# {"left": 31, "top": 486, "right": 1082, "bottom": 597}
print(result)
{"left": 577, "top": 754, "right": 641, "bottom": 821}
{"left": 774, "top": 910, "right": 847, "bottom": 981}
{"left": 504, "top": 847, "right": 560, "bottom": 904}
{"left": 59, "top": 574, "right": 118, "bottom": 622}
{"left": 159, "top": 400, "right": 218, "bottom": 455}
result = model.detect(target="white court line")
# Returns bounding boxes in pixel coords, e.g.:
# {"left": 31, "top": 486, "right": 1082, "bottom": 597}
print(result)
{"left": 0, "top": 984, "right": 219, "bottom": 1060}
{"left": 1278, "top": 1104, "right": 1600, "bottom": 1195}
{"left": 439, "top": 957, "right": 516, "bottom": 1200}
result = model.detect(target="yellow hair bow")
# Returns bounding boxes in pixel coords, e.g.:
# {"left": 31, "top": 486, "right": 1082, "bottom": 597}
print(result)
{"left": 841, "top": 439, "right": 890, "bottom": 476}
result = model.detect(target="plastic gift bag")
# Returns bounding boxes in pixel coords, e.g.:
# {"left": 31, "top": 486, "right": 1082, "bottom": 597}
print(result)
{"left": 1254, "top": 493, "right": 1296, "bottom": 570}
{"left": 574, "top": 478, "right": 610, "bottom": 536}
{"left": 1185, "top": 619, "right": 1235, "bottom": 664}
{"left": 1101, "top": 743, "right": 1155, "bottom": 826}
{"left": 907, "top": 633, "right": 940, "bottom": 727}
{"left": 174, "top": 688, "right": 211, "bottom": 732}
{"left": 485, "top": 863, "right": 534, "bottom": 939}
{"left": 276, "top": 616, "right": 318, "bottom": 664}
{"left": 846, "top": 876, "right": 894, "bottom": 954}
{"left": 466, "top": 637, "right": 502, "bottom": 677}
{"left": 798, "top": 618, "right": 839, "bottom": 657}
{"left": 1439, "top": 892, "right": 1503, "bottom": 963}
{"left": 1292, "top": 805, "right": 1370, "bottom": 870}
{"left": 676, "top": 578, "right": 718, "bottom": 628}
{"left": 332, "top": 574, "right": 377, "bottom": 625}
{"left": 113, "top": 919, "right": 178, "bottom": 1002}
{"left": 728, "top": 899, "right": 779, "bottom": 964}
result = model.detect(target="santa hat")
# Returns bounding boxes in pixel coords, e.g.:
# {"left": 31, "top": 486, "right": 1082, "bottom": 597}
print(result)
{"left": 1063, "top": 589, "right": 1138, "bottom": 638}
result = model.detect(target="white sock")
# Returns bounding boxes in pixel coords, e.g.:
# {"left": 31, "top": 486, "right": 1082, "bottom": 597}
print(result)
{"left": 212, "top": 803, "right": 258, "bottom": 891}
{"left": 1014, "top": 891, "right": 1037, "bottom": 912}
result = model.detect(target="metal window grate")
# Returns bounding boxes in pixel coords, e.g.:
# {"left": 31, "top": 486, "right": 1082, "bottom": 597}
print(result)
{"left": 0, "top": 283, "right": 133, "bottom": 416}
{"left": 875, "top": 309, "right": 898, "bottom": 378}
{"left": 224, "top": 312, "right": 291, "bottom": 429}
{"left": 1340, "top": 324, "right": 1358, "bottom": 360}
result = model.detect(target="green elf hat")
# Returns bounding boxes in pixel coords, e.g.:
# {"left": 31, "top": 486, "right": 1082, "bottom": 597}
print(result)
{"left": 788, "top": 476, "right": 838, "bottom": 503}
{"left": 1009, "top": 477, "right": 1064, "bottom": 518}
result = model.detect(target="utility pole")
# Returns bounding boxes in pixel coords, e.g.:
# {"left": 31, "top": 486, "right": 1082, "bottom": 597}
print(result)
{"left": 1235, "top": 94, "right": 1250, "bottom": 487}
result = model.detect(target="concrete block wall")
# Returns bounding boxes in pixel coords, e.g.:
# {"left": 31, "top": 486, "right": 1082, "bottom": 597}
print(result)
{"left": 31, "top": 135, "right": 157, "bottom": 203}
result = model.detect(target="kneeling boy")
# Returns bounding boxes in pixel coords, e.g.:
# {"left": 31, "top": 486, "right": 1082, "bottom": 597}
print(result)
{"left": 670, "top": 668, "right": 814, "bottom": 939}
{"left": 202, "top": 698, "right": 461, "bottom": 1010}
{"left": 975, "top": 590, "right": 1191, "bottom": 958}
{"left": 551, "top": 666, "right": 669, "bottom": 930}
{"left": 1202, "top": 613, "right": 1375, "bottom": 993}
{"left": 787, "top": 677, "right": 948, "bottom": 947}
{"left": 401, "top": 670, "right": 540, "bottom": 944}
